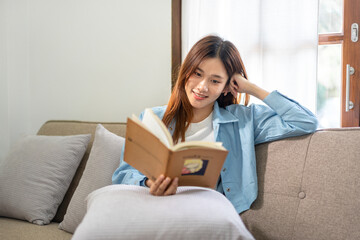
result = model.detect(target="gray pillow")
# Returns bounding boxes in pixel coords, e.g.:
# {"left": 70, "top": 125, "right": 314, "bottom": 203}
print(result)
{"left": 59, "top": 124, "right": 124, "bottom": 233}
{"left": 0, "top": 134, "right": 91, "bottom": 225}
{"left": 72, "top": 185, "right": 255, "bottom": 240}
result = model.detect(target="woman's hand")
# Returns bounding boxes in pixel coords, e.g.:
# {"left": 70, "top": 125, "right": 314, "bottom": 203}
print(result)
{"left": 229, "top": 73, "right": 250, "bottom": 96}
{"left": 145, "top": 175, "right": 178, "bottom": 196}
{"left": 229, "top": 73, "right": 270, "bottom": 100}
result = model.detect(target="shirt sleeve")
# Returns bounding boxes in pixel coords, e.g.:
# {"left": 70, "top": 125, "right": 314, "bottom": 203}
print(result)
{"left": 253, "top": 90, "right": 318, "bottom": 145}
{"left": 112, "top": 111, "right": 148, "bottom": 187}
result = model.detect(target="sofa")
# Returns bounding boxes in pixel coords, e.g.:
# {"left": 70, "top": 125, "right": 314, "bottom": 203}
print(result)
{"left": 0, "top": 120, "right": 359, "bottom": 240}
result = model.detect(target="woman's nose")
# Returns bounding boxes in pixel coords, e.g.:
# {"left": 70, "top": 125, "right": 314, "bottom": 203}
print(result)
{"left": 197, "top": 79, "right": 208, "bottom": 92}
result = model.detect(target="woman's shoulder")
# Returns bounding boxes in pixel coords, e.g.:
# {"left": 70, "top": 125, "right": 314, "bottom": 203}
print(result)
{"left": 149, "top": 105, "right": 167, "bottom": 119}
{"left": 139, "top": 105, "right": 167, "bottom": 120}
{"left": 150, "top": 105, "right": 167, "bottom": 114}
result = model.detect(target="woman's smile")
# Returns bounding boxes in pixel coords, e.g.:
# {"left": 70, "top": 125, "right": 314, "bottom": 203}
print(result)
{"left": 192, "top": 90, "right": 208, "bottom": 100}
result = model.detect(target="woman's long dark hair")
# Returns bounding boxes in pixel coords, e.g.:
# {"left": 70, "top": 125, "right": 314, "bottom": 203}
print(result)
{"left": 163, "top": 35, "right": 249, "bottom": 143}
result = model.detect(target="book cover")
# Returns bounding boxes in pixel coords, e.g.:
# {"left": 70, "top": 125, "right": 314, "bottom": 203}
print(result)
{"left": 124, "top": 109, "right": 228, "bottom": 188}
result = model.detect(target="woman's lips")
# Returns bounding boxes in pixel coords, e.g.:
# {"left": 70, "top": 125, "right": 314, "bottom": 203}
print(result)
{"left": 192, "top": 91, "right": 207, "bottom": 100}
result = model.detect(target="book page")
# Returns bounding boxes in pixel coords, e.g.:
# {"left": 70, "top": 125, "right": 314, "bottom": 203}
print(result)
{"left": 139, "top": 108, "right": 174, "bottom": 148}
{"left": 171, "top": 141, "right": 225, "bottom": 151}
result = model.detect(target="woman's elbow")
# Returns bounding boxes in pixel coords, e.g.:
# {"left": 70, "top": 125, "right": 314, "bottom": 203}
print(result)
{"left": 112, "top": 165, "right": 126, "bottom": 184}
{"left": 303, "top": 115, "right": 319, "bottom": 133}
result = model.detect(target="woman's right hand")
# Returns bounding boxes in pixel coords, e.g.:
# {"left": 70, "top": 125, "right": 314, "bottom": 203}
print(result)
{"left": 145, "top": 175, "right": 178, "bottom": 196}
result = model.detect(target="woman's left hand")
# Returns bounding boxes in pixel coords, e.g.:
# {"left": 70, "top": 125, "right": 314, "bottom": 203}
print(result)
{"left": 229, "top": 73, "right": 270, "bottom": 100}
{"left": 229, "top": 73, "right": 250, "bottom": 96}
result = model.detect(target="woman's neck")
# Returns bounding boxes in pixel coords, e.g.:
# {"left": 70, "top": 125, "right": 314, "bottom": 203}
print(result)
{"left": 192, "top": 106, "right": 214, "bottom": 123}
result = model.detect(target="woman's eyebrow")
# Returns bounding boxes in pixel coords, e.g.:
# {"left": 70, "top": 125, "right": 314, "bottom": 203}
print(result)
{"left": 211, "top": 74, "right": 224, "bottom": 79}
{"left": 197, "top": 67, "right": 225, "bottom": 79}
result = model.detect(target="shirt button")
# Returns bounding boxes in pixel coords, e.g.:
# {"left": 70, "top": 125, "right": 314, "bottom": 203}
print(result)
{"left": 222, "top": 168, "right": 226, "bottom": 172}
{"left": 226, "top": 188, "right": 231, "bottom": 192}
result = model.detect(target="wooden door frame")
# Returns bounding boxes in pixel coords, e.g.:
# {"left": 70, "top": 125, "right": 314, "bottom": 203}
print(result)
{"left": 172, "top": 0, "right": 182, "bottom": 90}
{"left": 340, "top": 0, "right": 360, "bottom": 127}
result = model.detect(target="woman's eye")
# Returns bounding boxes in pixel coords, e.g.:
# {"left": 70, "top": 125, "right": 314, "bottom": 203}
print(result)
{"left": 194, "top": 72, "right": 201, "bottom": 77}
{"left": 211, "top": 79, "right": 220, "bottom": 84}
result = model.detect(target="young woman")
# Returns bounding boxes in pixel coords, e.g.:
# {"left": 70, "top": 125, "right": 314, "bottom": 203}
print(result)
{"left": 112, "top": 35, "right": 318, "bottom": 214}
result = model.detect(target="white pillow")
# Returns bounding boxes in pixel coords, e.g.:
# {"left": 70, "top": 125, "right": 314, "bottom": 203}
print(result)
{"left": 0, "top": 134, "right": 91, "bottom": 225}
{"left": 72, "top": 185, "right": 255, "bottom": 240}
{"left": 59, "top": 124, "right": 125, "bottom": 233}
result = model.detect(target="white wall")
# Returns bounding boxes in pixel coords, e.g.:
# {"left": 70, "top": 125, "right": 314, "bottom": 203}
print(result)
{"left": 0, "top": 0, "right": 171, "bottom": 161}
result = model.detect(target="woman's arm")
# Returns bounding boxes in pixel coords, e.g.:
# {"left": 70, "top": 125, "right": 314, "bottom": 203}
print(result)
{"left": 229, "top": 73, "right": 318, "bottom": 144}
{"left": 229, "top": 73, "right": 269, "bottom": 101}
{"left": 112, "top": 111, "right": 149, "bottom": 186}
{"left": 111, "top": 144, "right": 148, "bottom": 186}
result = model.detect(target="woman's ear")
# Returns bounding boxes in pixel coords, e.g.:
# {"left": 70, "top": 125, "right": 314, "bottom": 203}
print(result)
{"left": 222, "top": 85, "right": 230, "bottom": 96}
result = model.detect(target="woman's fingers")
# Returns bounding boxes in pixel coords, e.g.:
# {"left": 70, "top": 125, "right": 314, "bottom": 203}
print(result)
{"left": 164, "top": 177, "right": 178, "bottom": 196}
{"left": 155, "top": 176, "right": 171, "bottom": 196}
{"left": 149, "top": 174, "right": 165, "bottom": 195}
{"left": 145, "top": 178, "right": 153, "bottom": 187}
{"left": 230, "top": 78, "right": 238, "bottom": 89}
{"left": 229, "top": 82, "right": 238, "bottom": 97}
{"left": 230, "top": 77, "right": 238, "bottom": 86}
{"left": 231, "top": 73, "right": 251, "bottom": 94}
{"left": 148, "top": 175, "right": 178, "bottom": 196}
{"left": 231, "top": 87, "right": 237, "bottom": 97}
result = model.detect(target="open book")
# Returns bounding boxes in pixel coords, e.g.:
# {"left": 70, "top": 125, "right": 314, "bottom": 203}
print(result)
{"left": 124, "top": 109, "right": 228, "bottom": 188}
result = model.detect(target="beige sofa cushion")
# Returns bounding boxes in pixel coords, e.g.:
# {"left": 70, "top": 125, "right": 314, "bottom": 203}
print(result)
{"left": 241, "top": 128, "right": 360, "bottom": 240}
{"left": 59, "top": 124, "right": 125, "bottom": 233}
{"left": 0, "top": 217, "right": 72, "bottom": 240}
{"left": 293, "top": 128, "right": 360, "bottom": 240}
{"left": 241, "top": 134, "right": 312, "bottom": 239}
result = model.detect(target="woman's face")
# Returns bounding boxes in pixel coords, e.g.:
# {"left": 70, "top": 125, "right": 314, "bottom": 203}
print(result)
{"left": 185, "top": 57, "right": 229, "bottom": 120}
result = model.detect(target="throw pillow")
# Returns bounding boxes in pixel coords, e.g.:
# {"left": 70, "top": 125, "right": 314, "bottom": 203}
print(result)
{"left": 59, "top": 124, "right": 125, "bottom": 233}
{"left": 72, "top": 185, "right": 255, "bottom": 240}
{"left": 0, "top": 134, "right": 91, "bottom": 225}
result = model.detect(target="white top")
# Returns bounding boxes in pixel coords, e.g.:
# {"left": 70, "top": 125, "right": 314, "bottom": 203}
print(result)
{"left": 185, "top": 111, "right": 215, "bottom": 142}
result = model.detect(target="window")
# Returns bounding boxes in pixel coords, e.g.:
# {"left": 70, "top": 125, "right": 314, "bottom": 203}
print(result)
{"left": 172, "top": 0, "right": 360, "bottom": 127}
{"left": 317, "top": 0, "right": 343, "bottom": 128}
{"left": 318, "top": 0, "right": 360, "bottom": 127}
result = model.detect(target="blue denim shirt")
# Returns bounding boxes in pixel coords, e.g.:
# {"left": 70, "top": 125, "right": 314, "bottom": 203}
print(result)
{"left": 112, "top": 91, "right": 318, "bottom": 213}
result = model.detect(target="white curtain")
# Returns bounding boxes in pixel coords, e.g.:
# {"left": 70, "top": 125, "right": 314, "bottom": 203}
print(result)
{"left": 182, "top": 0, "right": 318, "bottom": 111}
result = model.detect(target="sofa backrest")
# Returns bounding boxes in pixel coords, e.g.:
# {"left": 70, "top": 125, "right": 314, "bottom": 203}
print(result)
{"left": 37, "top": 120, "right": 127, "bottom": 223}
{"left": 241, "top": 127, "right": 360, "bottom": 240}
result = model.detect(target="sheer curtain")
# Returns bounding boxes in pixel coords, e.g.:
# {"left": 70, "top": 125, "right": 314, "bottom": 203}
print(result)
{"left": 182, "top": 0, "right": 319, "bottom": 112}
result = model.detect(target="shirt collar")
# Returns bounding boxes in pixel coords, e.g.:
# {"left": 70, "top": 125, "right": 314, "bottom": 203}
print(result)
{"left": 167, "top": 101, "right": 239, "bottom": 134}
{"left": 212, "top": 101, "right": 239, "bottom": 124}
